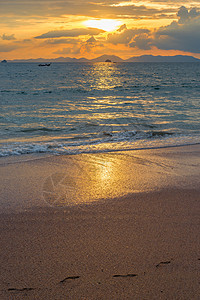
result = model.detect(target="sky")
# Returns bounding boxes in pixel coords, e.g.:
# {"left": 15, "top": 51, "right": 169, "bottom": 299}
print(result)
{"left": 0, "top": 0, "right": 200, "bottom": 60}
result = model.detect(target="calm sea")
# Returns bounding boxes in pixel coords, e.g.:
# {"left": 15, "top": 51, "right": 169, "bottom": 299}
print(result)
{"left": 0, "top": 62, "right": 200, "bottom": 157}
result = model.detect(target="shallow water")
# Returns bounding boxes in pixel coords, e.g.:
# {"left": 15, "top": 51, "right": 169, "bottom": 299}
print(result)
{"left": 0, "top": 62, "right": 200, "bottom": 156}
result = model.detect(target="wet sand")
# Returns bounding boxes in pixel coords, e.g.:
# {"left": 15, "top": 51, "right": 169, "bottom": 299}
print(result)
{"left": 0, "top": 145, "right": 200, "bottom": 299}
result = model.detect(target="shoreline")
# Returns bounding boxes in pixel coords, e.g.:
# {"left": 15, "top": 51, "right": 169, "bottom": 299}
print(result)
{"left": 1, "top": 140, "right": 200, "bottom": 164}
{"left": 0, "top": 144, "right": 199, "bottom": 299}
{"left": 1, "top": 137, "right": 200, "bottom": 159}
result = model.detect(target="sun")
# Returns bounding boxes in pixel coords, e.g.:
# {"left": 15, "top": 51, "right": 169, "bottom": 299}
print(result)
{"left": 84, "top": 19, "right": 122, "bottom": 32}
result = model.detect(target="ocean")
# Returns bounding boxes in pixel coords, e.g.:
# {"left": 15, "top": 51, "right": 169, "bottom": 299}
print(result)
{"left": 0, "top": 62, "right": 200, "bottom": 157}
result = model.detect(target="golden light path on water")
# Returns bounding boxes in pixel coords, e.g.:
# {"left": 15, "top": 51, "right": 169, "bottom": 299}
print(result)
{"left": 90, "top": 63, "right": 122, "bottom": 89}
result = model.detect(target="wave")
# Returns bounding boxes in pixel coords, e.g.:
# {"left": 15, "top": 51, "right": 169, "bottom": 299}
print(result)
{"left": 20, "top": 127, "right": 63, "bottom": 133}
{"left": 0, "top": 131, "right": 199, "bottom": 157}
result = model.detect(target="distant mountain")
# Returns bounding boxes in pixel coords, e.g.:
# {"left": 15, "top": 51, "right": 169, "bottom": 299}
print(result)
{"left": 8, "top": 54, "right": 200, "bottom": 63}
{"left": 9, "top": 57, "right": 90, "bottom": 63}
{"left": 10, "top": 54, "right": 123, "bottom": 63}
{"left": 77, "top": 57, "right": 89, "bottom": 62}
{"left": 126, "top": 55, "right": 200, "bottom": 62}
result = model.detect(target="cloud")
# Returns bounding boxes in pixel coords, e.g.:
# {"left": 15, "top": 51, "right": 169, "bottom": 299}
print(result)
{"left": 128, "top": 6, "right": 200, "bottom": 53}
{"left": 35, "top": 28, "right": 105, "bottom": 39}
{"left": 129, "top": 34, "right": 153, "bottom": 50}
{"left": 153, "top": 6, "right": 200, "bottom": 52}
{"left": 1, "top": 33, "right": 16, "bottom": 40}
{"left": 53, "top": 46, "right": 81, "bottom": 55}
{"left": 86, "top": 36, "right": 96, "bottom": 44}
{"left": 177, "top": 6, "right": 200, "bottom": 24}
{"left": 117, "top": 24, "right": 127, "bottom": 32}
{"left": 53, "top": 35, "right": 103, "bottom": 55}
{"left": 0, "top": 0, "right": 175, "bottom": 19}
{"left": 107, "top": 27, "right": 150, "bottom": 45}
{"left": 1, "top": 2, "right": 200, "bottom": 58}
{"left": 23, "top": 39, "right": 32, "bottom": 42}
{"left": 43, "top": 38, "right": 80, "bottom": 45}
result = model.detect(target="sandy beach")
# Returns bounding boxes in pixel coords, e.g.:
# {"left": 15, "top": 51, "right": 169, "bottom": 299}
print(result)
{"left": 0, "top": 145, "right": 200, "bottom": 299}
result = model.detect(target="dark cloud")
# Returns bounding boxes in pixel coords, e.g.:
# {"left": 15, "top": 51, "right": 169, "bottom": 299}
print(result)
{"left": 1, "top": 33, "right": 16, "bottom": 40}
{"left": 129, "top": 34, "right": 153, "bottom": 50}
{"left": 128, "top": 6, "right": 200, "bottom": 54}
{"left": 35, "top": 28, "right": 105, "bottom": 39}
{"left": 107, "top": 27, "right": 150, "bottom": 45}
{"left": 177, "top": 6, "right": 200, "bottom": 24}
{"left": 153, "top": 6, "right": 200, "bottom": 52}
{"left": 0, "top": 0, "right": 174, "bottom": 19}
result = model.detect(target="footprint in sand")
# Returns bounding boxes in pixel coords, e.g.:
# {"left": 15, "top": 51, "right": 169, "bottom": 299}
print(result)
{"left": 156, "top": 261, "right": 171, "bottom": 268}
{"left": 8, "top": 287, "right": 34, "bottom": 292}
{"left": 59, "top": 276, "right": 80, "bottom": 284}
{"left": 113, "top": 274, "right": 138, "bottom": 278}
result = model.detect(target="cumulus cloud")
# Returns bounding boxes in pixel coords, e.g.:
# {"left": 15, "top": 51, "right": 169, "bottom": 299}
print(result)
{"left": 153, "top": 6, "right": 200, "bottom": 53}
{"left": 129, "top": 34, "right": 153, "bottom": 50}
{"left": 35, "top": 28, "right": 105, "bottom": 39}
{"left": 54, "top": 35, "right": 103, "bottom": 55}
{"left": 107, "top": 26, "right": 150, "bottom": 45}
{"left": 127, "top": 6, "right": 200, "bottom": 54}
{"left": 177, "top": 6, "right": 200, "bottom": 24}
{"left": 1, "top": 33, "right": 16, "bottom": 40}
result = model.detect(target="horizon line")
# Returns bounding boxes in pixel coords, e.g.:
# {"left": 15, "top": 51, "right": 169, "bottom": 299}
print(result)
{"left": 2, "top": 54, "right": 200, "bottom": 62}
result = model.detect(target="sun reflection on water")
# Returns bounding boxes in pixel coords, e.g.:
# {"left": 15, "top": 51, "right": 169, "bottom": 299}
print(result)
{"left": 88, "top": 63, "right": 123, "bottom": 90}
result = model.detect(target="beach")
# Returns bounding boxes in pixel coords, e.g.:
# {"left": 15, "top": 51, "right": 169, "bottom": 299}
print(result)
{"left": 0, "top": 144, "right": 200, "bottom": 299}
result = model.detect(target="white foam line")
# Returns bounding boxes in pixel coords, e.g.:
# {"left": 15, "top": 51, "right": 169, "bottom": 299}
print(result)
{"left": 0, "top": 142, "right": 199, "bottom": 166}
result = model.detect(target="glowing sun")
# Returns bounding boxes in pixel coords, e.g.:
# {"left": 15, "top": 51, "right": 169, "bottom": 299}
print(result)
{"left": 84, "top": 19, "right": 122, "bottom": 32}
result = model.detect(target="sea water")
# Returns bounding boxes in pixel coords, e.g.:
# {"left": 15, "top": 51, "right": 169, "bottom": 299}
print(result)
{"left": 0, "top": 62, "right": 200, "bottom": 157}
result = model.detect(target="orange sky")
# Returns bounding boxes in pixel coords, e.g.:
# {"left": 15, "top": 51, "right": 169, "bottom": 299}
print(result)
{"left": 0, "top": 0, "right": 200, "bottom": 60}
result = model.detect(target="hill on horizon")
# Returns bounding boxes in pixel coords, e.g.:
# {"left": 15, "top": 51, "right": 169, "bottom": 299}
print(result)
{"left": 6, "top": 54, "right": 200, "bottom": 63}
{"left": 126, "top": 55, "right": 200, "bottom": 62}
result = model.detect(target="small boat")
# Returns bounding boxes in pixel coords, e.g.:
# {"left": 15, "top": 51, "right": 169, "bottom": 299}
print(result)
{"left": 1, "top": 60, "right": 7, "bottom": 63}
{"left": 38, "top": 63, "right": 51, "bottom": 67}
